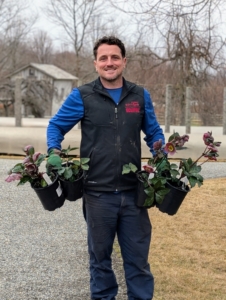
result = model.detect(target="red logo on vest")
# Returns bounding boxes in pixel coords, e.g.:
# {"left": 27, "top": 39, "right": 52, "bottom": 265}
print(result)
{"left": 125, "top": 101, "right": 140, "bottom": 113}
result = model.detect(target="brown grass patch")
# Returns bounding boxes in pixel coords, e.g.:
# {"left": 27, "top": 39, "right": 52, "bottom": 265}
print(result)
{"left": 149, "top": 178, "right": 226, "bottom": 300}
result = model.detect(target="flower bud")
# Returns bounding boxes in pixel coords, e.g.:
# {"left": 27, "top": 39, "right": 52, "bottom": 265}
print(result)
{"left": 24, "top": 145, "right": 35, "bottom": 156}
{"left": 203, "top": 132, "right": 214, "bottom": 145}
{"left": 33, "top": 152, "right": 41, "bottom": 162}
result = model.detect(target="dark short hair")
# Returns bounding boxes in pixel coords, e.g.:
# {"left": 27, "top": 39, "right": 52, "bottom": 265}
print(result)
{"left": 93, "top": 36, "right": 126, "bottom": 59}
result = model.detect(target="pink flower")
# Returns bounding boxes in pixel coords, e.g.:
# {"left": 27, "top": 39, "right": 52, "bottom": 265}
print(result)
{"left": 5, "top": 173, "right": 22, "bottom": 182}
{"left": 182, "top": 134, "right": 189, "bottom": 142}
{"left": 33, "top": 152, "right": 41, "bottom": 162}
{"left": 203, "top": 132, "right": 214, "bottom": 146}
{"left": 143, "top": 165, "right": 154, "bottom": 174}
{"left": 153, "top": 139, "right": 162, "bottom": 151}
{"left": 207, "top": 145, "right": 218, "bottom": 152}
{"left": 164, "top": 142, "right": 176, "bottom": 155}
{"left": 23, "top": 156, "right": 31, "bottom": 164}
{"left": 25, "top": 163, "right": 38, "bottom": 176}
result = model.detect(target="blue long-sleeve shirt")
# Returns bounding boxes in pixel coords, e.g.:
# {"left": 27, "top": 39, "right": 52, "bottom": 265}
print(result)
{"left": 47, "top": 87, "right": 165, "bottom": 154}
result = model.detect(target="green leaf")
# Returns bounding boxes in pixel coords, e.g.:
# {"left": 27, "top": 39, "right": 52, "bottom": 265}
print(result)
{"left": 144, "top": 197, "right": 155, "bottom": 207}
{"left": 73, "top": 160, "right": 81, "bottom": 166}
{"left": 170, "top": 163, "right": 178, "bottom": 169}
{"left": 157, "top": 187, "right": 170, "bottom": 197}
{"left": 188, "top": 176, "right": 197, "bottom": 188}
{"left": 69, "top": 147, "right": 78, "bottom": 152}
{"left": 170, "top": 169, "right": 180, "bottom": 178}
{"left": 47, "top": 154, "right": 62, "bottom": 168}
{"left": 17, "top": 176, "right": 30, "bottom": 186}
{"left": 58, "top": 168, "right": 65, "bottom": 175}
{"left": 64, "top": 168, "right": 73, "bottom": 180}
{"left": 81, "top": 164, "right": 89, "bottom": 170}
{"left": 129, "top": 163, "right": 138, "bottom": 173}
{"left": 80, "top": 158, "right": 90, "bottom": 164}
{"left": 122, "top": 164, "right": 133, "bottom": 174}
{"left": 41, "top": 178, "right": 48, "bottom": 187}
{"left": 12, "top": 164, "right": 24, "bottom": 173}
{"left": 35, "top": 154, "right": 46, "bottom": 166}
{"left": 168, "top": 132, "right": 180, "bottom": 142}
{"left": 144, "top": 187, "right": 155, "bottom": 197}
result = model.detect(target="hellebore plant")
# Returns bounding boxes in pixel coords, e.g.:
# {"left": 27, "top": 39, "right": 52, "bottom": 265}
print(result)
{"left": 46, "top": 145, "right": 90, "bottom": 182}
{"left": 5, "top": 145, "right": 48, "bottom": 188}
{"left": 122, "top": 131, "right": 221, "bottom": 207}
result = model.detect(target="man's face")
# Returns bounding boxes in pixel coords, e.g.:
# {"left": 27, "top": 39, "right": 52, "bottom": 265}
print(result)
{"left": 94, "top": 44, "right": 126, "bottom": 85}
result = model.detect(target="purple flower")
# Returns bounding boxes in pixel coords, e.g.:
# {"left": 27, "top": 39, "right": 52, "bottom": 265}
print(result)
{"left": 5, "top": 173, "right": 22, "bottom": 182}
{"left": 164, "top": 142, "right": 176, "bottom": 155}
{"left": 207, "top": 145, "right": 218, "bottom": 152}
{"left": 25, "top": 163, "right": 38, "bottom": 176}
{"left": 143, "top": 165, "right": 154, "bottom": 174}
{"left": 203, "top": 132, "right": 214, "bottom": 146}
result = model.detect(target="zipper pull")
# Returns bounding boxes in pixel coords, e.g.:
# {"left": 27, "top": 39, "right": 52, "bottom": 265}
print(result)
{"left": 115, "top": 107, "right": 118, "bottom": 119}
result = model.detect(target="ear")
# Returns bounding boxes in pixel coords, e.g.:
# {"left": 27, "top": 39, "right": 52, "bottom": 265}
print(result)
{"left": 123, "top": 57, "right": 127, "bottom": 68}
{"left": 94, "top": 60, "right": 97, "bottom": 72}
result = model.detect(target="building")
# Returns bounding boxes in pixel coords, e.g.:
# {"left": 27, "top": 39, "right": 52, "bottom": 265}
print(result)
{"left": 8, "top": 63, "right": 78, "bottom": 116}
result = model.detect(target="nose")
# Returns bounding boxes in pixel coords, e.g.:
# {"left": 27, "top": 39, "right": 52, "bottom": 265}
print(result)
{"left": 106, "top": 57, "right": 113, "bottom": 65}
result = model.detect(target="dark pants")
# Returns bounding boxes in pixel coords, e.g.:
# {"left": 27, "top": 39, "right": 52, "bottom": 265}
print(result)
{"left": 83, "top": 189, "right": 154, "bottom": 300}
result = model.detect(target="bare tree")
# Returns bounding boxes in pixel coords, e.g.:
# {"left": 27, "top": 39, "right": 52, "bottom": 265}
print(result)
{"left": 110, "top": 0, "right": 226, "bottom": 125}
{"left": 44, "top": 0, "right": 104, "bottom": 77}
{"left": 30, "top": 30, "right": 54, "bottom": 64}
{"left": 0, "top": 0, "right": 38, "bottom": 77}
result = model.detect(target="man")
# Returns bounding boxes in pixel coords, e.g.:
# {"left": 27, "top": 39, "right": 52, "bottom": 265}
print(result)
{"left": 47, "top": 36, "right": 165, "bottom": 300}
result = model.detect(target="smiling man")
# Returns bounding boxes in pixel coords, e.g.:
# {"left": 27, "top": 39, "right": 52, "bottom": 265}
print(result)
{"left": 47, "top": 36, "right": 165, "bottom": 300}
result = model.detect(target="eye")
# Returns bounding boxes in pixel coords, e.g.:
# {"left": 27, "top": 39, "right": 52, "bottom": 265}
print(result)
{"left": 99, "top": 56, "right": 107, "bottom": 61}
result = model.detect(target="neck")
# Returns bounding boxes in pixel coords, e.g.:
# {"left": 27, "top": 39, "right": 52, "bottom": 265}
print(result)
{"left": 100, "top": 77, "right": 123, "bottom": 89}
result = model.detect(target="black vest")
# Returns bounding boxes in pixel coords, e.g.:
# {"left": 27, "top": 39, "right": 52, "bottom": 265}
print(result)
{"left": 78, "top": 78, "right": 145, "bottom": 191}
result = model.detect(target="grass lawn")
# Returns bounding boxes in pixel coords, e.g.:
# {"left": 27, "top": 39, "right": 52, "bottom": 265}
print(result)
{"left": 149, "top": 178, "right": 226, "bottom": 300}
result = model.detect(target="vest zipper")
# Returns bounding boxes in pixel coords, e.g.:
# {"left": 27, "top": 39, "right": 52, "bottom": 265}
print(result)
{"left": 115, "top": 107, "right": 118, "bottom": 118}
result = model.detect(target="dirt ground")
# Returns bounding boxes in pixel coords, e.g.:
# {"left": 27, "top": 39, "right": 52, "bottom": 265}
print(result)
{"left": 149, "top": 177, "right": 226, "bottom": 300}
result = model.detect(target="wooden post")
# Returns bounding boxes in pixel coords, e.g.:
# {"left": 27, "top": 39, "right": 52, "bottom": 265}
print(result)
{"left": 223, "top": 87, "right": 226, "bottom": 135}
{"left": 185, "top": 87, "right": 192, "bottom": 134}
{"left": 165, "top": 84, "right": 172, "bottom": 133}
{"left": 15, "top": 77, "right": 22, "bottom": 127}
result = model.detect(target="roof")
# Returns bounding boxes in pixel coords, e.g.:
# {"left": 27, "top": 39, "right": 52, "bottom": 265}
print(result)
{"left": 8, "top": 63, "right": 78, "bottom": 80}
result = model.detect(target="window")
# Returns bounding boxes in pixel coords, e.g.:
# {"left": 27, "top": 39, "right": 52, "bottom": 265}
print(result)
{"left": 29, "top": 68, "right": 35, "bottom": 76}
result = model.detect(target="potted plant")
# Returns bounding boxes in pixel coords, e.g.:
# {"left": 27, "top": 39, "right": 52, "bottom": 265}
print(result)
{"left": 5, "top": 145, "right": 65, "bottom": 211}
{"left": 122, "top": 131, "right": 221, "bottom": 215}
{"left": 46, "top": 145, "right": 90, "bottom": 201}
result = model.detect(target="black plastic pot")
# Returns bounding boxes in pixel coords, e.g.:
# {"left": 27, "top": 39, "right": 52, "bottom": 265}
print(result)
{"left": 136, "top": 171, "right": 155, "bottom": 208}
{"left": 156, "top": 181, "right": 190, "bottom": 215}
{"left": 59, "top": 172, "right": 84, "bottom": 201}
{"left": 32, "top": 176, "right": 65, "bottom": 211}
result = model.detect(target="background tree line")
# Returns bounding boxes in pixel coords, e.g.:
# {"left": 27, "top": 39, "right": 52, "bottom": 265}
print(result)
{"left": 0, "top": 0, "right": 225, "bottom": 126}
